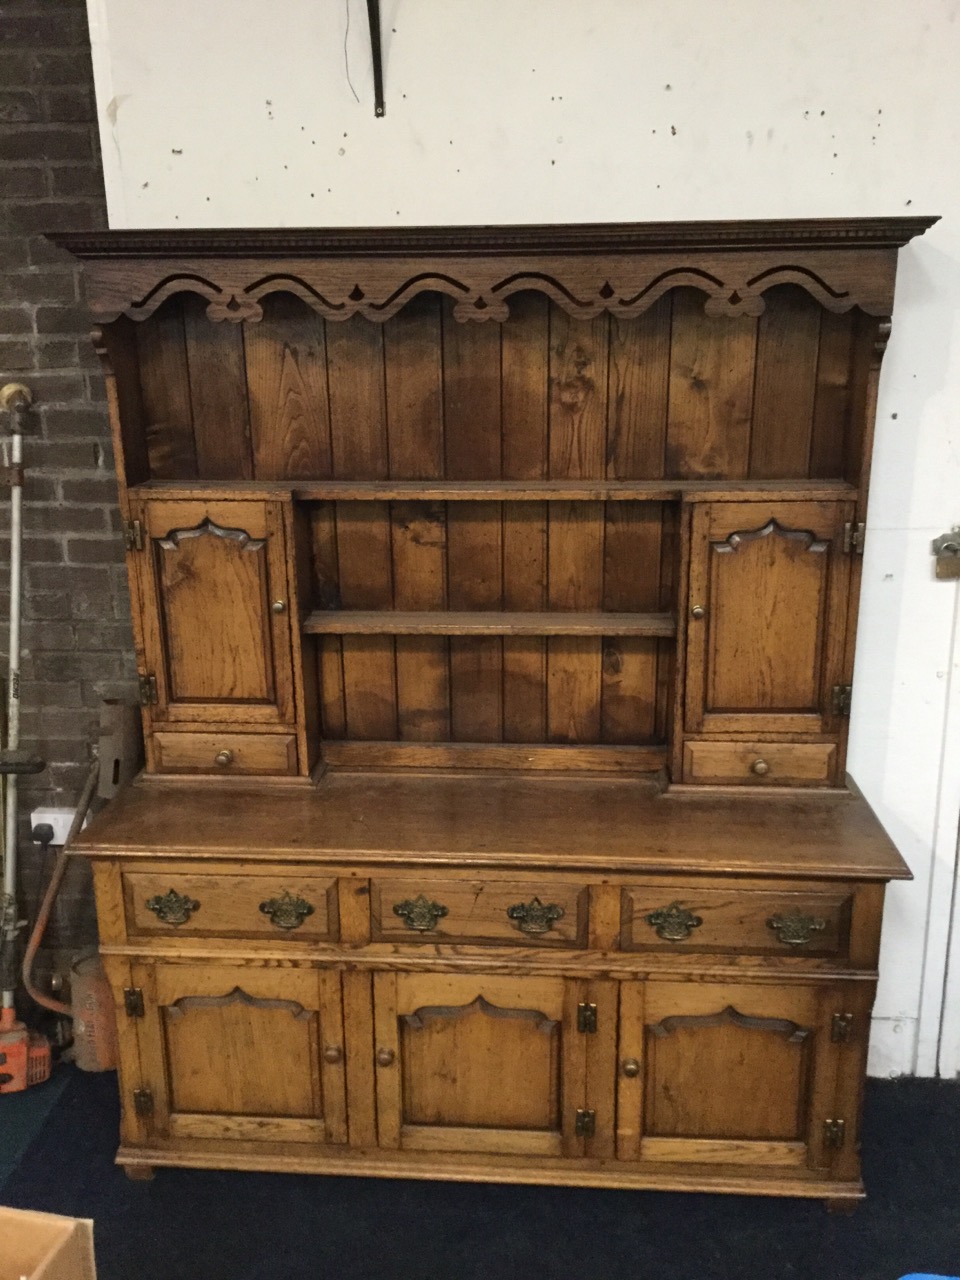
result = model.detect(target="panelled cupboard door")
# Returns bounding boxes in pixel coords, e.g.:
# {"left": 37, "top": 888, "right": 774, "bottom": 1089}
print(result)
{"left": 617, "top": 981, "right": 847, "bottom": 1173}
{"left": 131, "top": 963, "right": 347, "bottom": 1146}
{"left": 373, "top": 972, "right": 596, "bottom": 1159}
{"left": 131, "top": 498, "right": 295, "bottom": 725}
{"left": 684, "top": 501, "right": 855, "bottom": 736}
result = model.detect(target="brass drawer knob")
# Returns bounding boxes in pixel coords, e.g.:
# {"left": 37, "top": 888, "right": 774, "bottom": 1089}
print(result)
{"left": 271, "top": 599, "right": 287, "bottom": 614}
{"left": 215, "top": 749, "right": 234, "bottom": 767}
{"left": 690, "top": 604, "right": 706, "bottom": 620}
{"left": 622, "top": 1058, "right": 641, "bottom": 1078}
{"left": 259, "top": 890, "right": 315, "bottom": 930}
{"left": 645, "top": 901, "right": 703, "bottom": 942}
{"left": 146, "top": 888, "right": 199, "bottom": 926}
{"left": 751, "top": 758, "right": 770, "bottom": 776}
{"left": 393, "top": 894, "right": 448, "bottom": 932}
{"left": 323, "top": 1046, "right": 343, "bottom": 1065}
{"left": 506, "top": 897, "right": 565, "bottom": 935}
{"left": 376, "top": 1048, "right": 395, "bottom": 1067}
{"left": 767, "top": 910, "right": 827, "bottom": 947}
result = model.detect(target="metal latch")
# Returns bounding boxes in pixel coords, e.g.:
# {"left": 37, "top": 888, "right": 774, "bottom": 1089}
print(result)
{"left": 932, "top": 527, "right": 960, "bottom": 580}
{"left": 575, "top": 1108, "right": 596, "bottom": 1138}
{"left": 124, "top": 519, "right": 144, "bottom": 552}
{"left": 831, "top": 1013, "right": 854, "bottom": 1044}
{"left": 123, "top": 987, "right": 145, "bottom": 1018}
{"left": 831, "top": 685, "right": 852, "bottom": 717}
{"left": 843, "top": 522, "right": 866, "bottom": 555}
{"left": 823, "top": 1118, "right": 846, "bottom": 1149}
{"left": 133, "top": 1087, "right": 154, "bottom": 1118}
{"left": 577, "top": 1002, "right": 597, "bottom": 1034}
{"left": 138, "top": 674, "right": 158, "bottom": 706}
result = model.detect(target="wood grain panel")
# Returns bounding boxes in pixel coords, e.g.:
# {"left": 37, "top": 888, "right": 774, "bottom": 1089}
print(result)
{"left": 666, "top": 290, "right": 756, "bottom": 479}
{"left": 749, "top": 287, "right": 822, "bottom": 479}
{"left": 501, "top": 291, "right": 549, "bottom": 479}
{"left": 383, "top": 293, "right": 444, "bottom": 479}
{"left": 136, "top": 298, "right": 197, "bottom": 480}
{"left": 549, "top": 309, "right": 608, "bottom": 479}
{"left": 601, "top": 639, "right": 658, "bottom": 743}
{"left": 392, "top": 499, "right": 449, "bottom": 740}
{"left": 503, "top": 503, "right": 547, "bottom": 741}
{"left": 326, "top": 317, "right": 388, "bottom": 478}
{"left": 810, "top": 312, "right": 855, "bottom": 479}
{"left": 442, "top": 300, "right": 501, "bottom": 478}
{"left": 245, "top": 294, "right": 332, "bottom": 480}
{"left": 448, "top": 502, "right": 502, "bottom": 741}
{"left": 606, "top": 297, "right": 671, "bottom": 478}
{"left": 182, "top": 296, "right": 253, "bottom": 479}
{"left": 547, "top": 499, "right": 602, "bottom": 743}
{"left": 341, "top": 636, "right": 397, "bottom": 739}
{"left": 547, "top": 638, "right": 602, "bottom": 743}
{"left": 334, "top": 502, "right": 393, "bottom": 608}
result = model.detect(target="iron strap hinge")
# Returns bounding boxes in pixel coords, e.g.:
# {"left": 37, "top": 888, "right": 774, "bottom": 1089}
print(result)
{"left": 138, "top": 674, "right": 158, "bottom": 706}
{"left": 577, "top": 1002, "right": 598, "bottom": 1033}
{"left": 123, "top": 518, "right": 144, "bottom": 552}
{"left": 123, "top": 987, "right": 145, "bottom": 1018}
{"left": 575, "top": 1108, "right": 596, "bottom": 1138}
{"left": 133, "top": 1087, "right": 154, "bottom": 1118}
{"left": 843, "top": 521, "right": 866, "bottom": 555}
{"left": 831, "top": 685, "right": 853, "bottom": 717}
{"left": 831, "top": 1012, "right": 854, "bottom": 1043}
{"left": 823, "top": 1118, "right": 846, "bottom": 1149}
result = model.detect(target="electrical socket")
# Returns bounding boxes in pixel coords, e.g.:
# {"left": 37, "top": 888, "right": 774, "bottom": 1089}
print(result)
{"left": 30, "top": 807, "right": 88, "bottom": 847}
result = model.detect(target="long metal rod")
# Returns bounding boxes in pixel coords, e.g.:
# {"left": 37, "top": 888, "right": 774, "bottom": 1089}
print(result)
{"left": 2, "top": 425, "right": 23, "bottom": 1008}
{"left": 365, "top": 0, "right": 385, "bottom": 117}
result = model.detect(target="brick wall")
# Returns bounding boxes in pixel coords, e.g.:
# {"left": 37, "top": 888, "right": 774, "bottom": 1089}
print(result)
{"left": 1, "top": 1, "right": 134, "bottom": 979}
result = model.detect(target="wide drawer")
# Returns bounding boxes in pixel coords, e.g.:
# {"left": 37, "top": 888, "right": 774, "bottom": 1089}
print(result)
{"left": 621, "top": 883, "right": 852, "bottom": 956}
{"left": 370, "top": 877, "right": 588, "bottom": 946}
{"left": 683, "top": 740, "right": 837, "bottom": 786}
{"left": 123, "top": 868, "right": 338, "bottom": 940}
{"left": 152, "top": 731, "right": 298, "bottom": 776}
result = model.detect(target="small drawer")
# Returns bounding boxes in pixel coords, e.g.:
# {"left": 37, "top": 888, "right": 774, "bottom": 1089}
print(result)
{"left": 152, "top": 732, "right": 298, "bottom": 776}
{"left": 370, "top": 877, "right": 588, "bottom": 947}
{"left": 124, "top": 868, "right": 338, "bottom": 940}
{"left": 683, "top": 740, "right": 836, "bottom": 786}
{"left": 621, "top": 884, "right": 852, "bottom": 956}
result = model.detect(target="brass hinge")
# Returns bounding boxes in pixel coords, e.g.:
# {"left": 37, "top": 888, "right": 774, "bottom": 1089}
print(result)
{"left": 831, "top": 685, "right": 853, "bottom": 717}
{"left": 577, "top": 1002, "right": 598, "bottom": 1034}
{"left": 843, "top": 521, "right": 866, "bottom": 555}
{"left": 138, "top": 674, "right": 158, "bottom": 706}
{"left": 574, "top": 1108, "right": 596, "bottom": 1138}
{"left": 831, "top": 1012, "right": 854, "bottom": 1044}
{"left": 123, "top": 518, "right": 144, "bottom": 552}
{"left": 123, "top": 987, "right": 144, "bottom": 1018}
{"left": 823, "top": 1118, "right": 846, "bottom": 1149}
{"left": 133, "top": 1087, "right": 154, "bottom": 1118}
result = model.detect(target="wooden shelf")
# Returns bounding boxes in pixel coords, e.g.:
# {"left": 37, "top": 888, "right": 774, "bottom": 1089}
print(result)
{"left": 303, "top": 610, "right": 676, "bottom": 637}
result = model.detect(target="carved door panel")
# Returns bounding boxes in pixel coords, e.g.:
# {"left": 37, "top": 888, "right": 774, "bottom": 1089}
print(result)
{"left": 132, "top": 498, "right": 295, "bottom": 725}
{"left": 373, "top": 973, "right": 602, "bottom": 1159}
{"left": 132, "top": 963, "right": 347, "bottom": 1145}
{"left": 617, "top": 980, "right": 849, "bottom": 1172}
{"left": 684, "top": 501, "right": 854, "bottom": 736}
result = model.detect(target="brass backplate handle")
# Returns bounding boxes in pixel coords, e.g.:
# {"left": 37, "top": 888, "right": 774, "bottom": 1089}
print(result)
{"left": 506, "top": 897, "right": 565, "bottom": 935}
{"left": 645, "top": 901, "right": 703, "bottom": 942}
{"left": 146, "top": 888, "right": 199, "bottom": 926}
{"left": 393, "top": 894, "right": 449, "bottom": 932}
{"left": 767, "top": 911, "right": 827, "bottom": 947}
{"left": 259, "top": 890, "right": 315, "bottom": 931}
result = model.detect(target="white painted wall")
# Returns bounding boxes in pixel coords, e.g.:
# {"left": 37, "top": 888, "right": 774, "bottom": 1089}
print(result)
{"left": 86, "top": 0, "right": 960, "bottom": 1075}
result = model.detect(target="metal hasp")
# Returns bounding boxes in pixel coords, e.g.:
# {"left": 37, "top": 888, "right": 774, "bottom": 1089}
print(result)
{"left": 932, "top": 527, "right": 960, "bottom": 579}
{"left": 365, "top": 0, "right": 385, "bottom": 117}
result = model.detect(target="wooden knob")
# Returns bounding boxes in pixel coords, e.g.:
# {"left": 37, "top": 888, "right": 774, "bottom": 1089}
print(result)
{"left": 323, "top": 1046, "right": 343, "bottom": 1065}
{"left": 751, "top": 758, "right": 770, "bottom": 776}
{"left": 271, "top": 599, "right": 287, "bottom": 614}
{"left": 690, "top": 605, "right": 706, "bottom": 620}
{"left": 376, "top": 1048, "right": 395, "bottom": 1067}
{"left": 214, "top": 749, "right": 234, "bottom": 767}
{"left": 622, "top": 1058, "right": 641, "bottom": 1078}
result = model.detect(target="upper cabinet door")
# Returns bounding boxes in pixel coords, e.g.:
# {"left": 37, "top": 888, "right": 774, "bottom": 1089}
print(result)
{"left": 133, "top": 498, "right": 295, "bottom": 725}
{"left": 684, "top": 501, "right": 855, "bottom": 737}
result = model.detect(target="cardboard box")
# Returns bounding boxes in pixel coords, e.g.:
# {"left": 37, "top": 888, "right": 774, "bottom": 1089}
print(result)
{"left": 0, "top": 1207, "right": 96, "bottom": 1280}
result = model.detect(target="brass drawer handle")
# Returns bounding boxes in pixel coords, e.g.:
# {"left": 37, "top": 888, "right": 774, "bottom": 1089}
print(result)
{"left": 506, "top": 897, "right": 565, "bottom": 935}
{"left": 622, "top": 1058, "right": 641, "bottom": 1078}
{"left": 767, "top": 910, "right": 827, "bottom": 947}
{"left": 376, "top": 1048, "right": 395, "bottom": 1067}
{"left": 215, "top": 749, "right": 234, "bottom": 767}
{"left": 259, "top": 890, "right": 315, "bottom": 930}
{"left": 645, "top": 901, "right": 703, "bottom": 942}
{"left": 146, "top": 888, "right": 199, "bottom": 926}
{"left": 751, "top": 758, "right": 770, "bottom": 776}
{"left": 393, "top": 894, "right": 448, "bottom": 932}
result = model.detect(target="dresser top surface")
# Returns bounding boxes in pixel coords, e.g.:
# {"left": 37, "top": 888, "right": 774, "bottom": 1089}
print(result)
{"left": 72, "top": 773, "right": 910, "bottom": 882}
